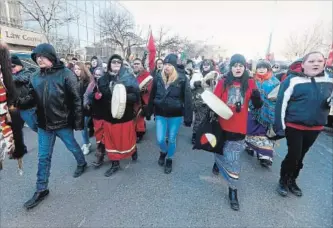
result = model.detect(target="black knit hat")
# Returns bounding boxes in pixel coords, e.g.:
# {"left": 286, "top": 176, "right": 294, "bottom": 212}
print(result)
{"left": 163, "top": 54, "right": 178, "bottom": 68}
{"left": 230, "top": 54, "right": 246, "bottom": 68}
{"left": 11, "top": 55, "right": 23, "bottom": 67}
{"left": 256, "top": 60, "right": 272, "bottom": 71}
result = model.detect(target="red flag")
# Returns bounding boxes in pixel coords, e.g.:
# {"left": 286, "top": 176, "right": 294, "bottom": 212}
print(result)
{"left": 147, "top": 31, "right": 156, "bottom": 72}
{"left": 326, "top": 43, "right": 333, "bottom": 67}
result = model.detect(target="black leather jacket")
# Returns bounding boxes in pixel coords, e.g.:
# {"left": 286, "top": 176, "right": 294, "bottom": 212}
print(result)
{"left": 18, "top": 62, "right": 83, "bottom": 131}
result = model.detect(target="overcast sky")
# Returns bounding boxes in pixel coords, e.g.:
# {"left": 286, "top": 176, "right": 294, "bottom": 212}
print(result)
{"left": 122, "top": 1, "right": 332, "bottom": 60}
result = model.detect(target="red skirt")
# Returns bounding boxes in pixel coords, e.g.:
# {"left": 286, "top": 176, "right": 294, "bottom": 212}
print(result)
{"left": 135, "top": 115, "right": 146, "bottom": 133}
{"left": 93, "top": 119, "right": 104, "bottom": 144}
{"left": 104, "top": 120, "right": 137, "bottom": 161}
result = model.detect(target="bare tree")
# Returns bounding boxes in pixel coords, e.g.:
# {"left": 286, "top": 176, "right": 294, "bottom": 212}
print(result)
{"left": 18, "top": 0, "right": 77, "bottom": 43}
{"left": 155, "top": 26, "right": 183, "bottom": 58}
{"left": 50, "top": 35, "right": 80, "bottom": 57}
{"left": 99, "top": 8, "right": 144, "bottom": 60}
{"left": 283, "top": 21, "right": 332, "bottom": 60}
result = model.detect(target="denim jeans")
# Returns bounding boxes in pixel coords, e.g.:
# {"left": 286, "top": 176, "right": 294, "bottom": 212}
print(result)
{"left": 36, "top": 127, "right": 86, "bottom": 192}
{"left": 155, "top": 116, "right": 183, "bottom": 159}
{"left": 20, "top": 108, "right": 38, "bottom": 132}
{"left": 81, "top": 116, "right": 90, "bottom": 145}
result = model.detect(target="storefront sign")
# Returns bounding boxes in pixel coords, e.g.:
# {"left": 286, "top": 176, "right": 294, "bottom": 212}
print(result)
{"left": 0, "top": 25, "right": 46, "bottom": 47}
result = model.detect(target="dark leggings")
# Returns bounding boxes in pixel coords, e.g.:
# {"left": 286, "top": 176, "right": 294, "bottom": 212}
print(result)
{"left": 280, "top": 126, "right": 320, "bottom": 179}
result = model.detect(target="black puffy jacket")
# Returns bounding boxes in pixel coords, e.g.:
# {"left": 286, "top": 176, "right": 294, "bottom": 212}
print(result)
{"left": 148, "top": 68, "right": 193, "bottom": 124}
{"left": 17, "top": 43, "right": 83, "bottom": 131}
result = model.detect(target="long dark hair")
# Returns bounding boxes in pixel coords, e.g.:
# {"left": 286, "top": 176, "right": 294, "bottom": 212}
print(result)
{"left": 223, "top": 69, "right": 250, "bottom": 97}
{"left": 0, "top": 42, "right": 17, "bottom": 104}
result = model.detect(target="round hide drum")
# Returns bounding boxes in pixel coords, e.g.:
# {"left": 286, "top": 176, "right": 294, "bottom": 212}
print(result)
{"left": 268, "top": 85, "right": 280, "bottom": 99}
{"left": 139, "top": 75, "right": 153, "bottom": 90}
{"left": 201, "top": 90, "right": 233, "bottom": 120}
{"left": 111, "top": 83, "right": 127, "bottom": 119}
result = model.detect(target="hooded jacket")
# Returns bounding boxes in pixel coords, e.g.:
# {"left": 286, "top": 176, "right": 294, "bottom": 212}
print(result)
{"left": 18, "top": 43, "right": 83, "bottom": 130}
{"left": 98, "top": 56, "right": 140, "bottom": 124}
{"left": 274, "top": 66, "right": 333, "bottom": 135}
{"left": 89, "top": 56, "right": 103, "bottom": 74}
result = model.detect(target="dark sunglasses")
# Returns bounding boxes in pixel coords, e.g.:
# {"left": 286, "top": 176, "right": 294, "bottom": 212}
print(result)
{"left": 111, "top": 60, "right": 122, "bottom": 64}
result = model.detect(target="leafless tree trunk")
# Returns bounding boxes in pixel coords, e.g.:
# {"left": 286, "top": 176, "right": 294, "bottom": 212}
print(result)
{"left": 283, "top": 21, "right": 332, "bottom": 60}
{"left": 99, "top": 8, "right": 144, "bottom": 61}
{"left": 18, "top": 0, "right": 77, "bottom": 43}
{"left": 155, "top": 26, "right": 183, "bottom": 58}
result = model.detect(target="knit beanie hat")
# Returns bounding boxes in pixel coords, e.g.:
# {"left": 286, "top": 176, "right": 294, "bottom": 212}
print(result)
{"left": 163, "top": 54, "right": 178, "bottom": 68}
{"left": 256, "top": 60, "right": 272, "bottom": 71}
{"left": 11, "top": 55, "right": 23, "bottom": 67}
{"left": 230, "top": 54, "right": 246, "bottom": 68}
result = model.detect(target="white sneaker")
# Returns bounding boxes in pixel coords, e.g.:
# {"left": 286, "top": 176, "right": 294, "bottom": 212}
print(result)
{"left": 82, "top": 143, "right": 91, "bottom": 155}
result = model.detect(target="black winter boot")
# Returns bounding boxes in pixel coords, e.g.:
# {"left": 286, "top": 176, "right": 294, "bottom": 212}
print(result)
{"left": 92, "top": 143, "right": 105, "bottom": 168}
{"left": 212, "top": 162, "right": 219, "bottom": 175}
{"left": 158, "top": 152, "right": 167, "bottom": 166}
{"left": 164, "top": 158, "right": 172, "bottom": 174}
{"left": 73, "top": 162, "right": 87, "bottom": 178}
{"left": 277, "top": 177, "right": 289, "bottom": 197}
{"left": 104, "top": 161, "right": 120, "bottom": 177}
{"left": 288, "top": 178, "right": 302, "bottom": 197}
{"left": 245, "top": 146, "right": 254, "bottom": 156}
{"left": 24, "top": 190, "right": 49, "bottom": 209}
{"left": 228, "top": 187, "right": 239, "bottom": 211}
{"left": 191, "top": 133, "right": 196, "bottom": 145}
{"left": 132, "top": 150, "right": 138, "bottom": 161}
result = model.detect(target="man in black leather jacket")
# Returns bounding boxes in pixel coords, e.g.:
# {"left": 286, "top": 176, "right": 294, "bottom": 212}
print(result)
{"left": 17, "top": 43, "right": 87, "bottom": 210}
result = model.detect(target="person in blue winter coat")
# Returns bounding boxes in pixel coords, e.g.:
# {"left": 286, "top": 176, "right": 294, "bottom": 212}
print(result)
{"left": 273, "top": 51, "right": 333, "bottom": 197}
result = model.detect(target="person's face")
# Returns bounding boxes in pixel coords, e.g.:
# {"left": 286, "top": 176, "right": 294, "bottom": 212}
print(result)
{"left": 163, "top": 63, "right": 174, "bottom": 75}
{"left": 72, "top": 60, "right": 77, "bottom": 64}
{"left": 74, "top": 65, "right": 81, "bottom": 78}
{"left": 94, "top": 69, "right": 103, "bottom": 80}
{"left": 11, "top": 64, "right": 22, "bottom": 74}
{"left": 272, "top": 65, "right": 280, "bottom": 72}
{"left": 231, "top": 63, "right": 245, "bottom": 77}
{"left": 36, "top": 55, "right": 53, "bottom": 68}
{"left": 156, "top": 60, "right": 163, "bottom": 70}
{"left": 111, "top": 58, "right": 122, "bottom": 72}
{"left": 302, "top": 53, "right": 325, "bottom": 77}
{"left": 91, "top": 59, "right": 98, "bottom": 68}
{"left": 257, "top": 67, "right": 268, "bottom": 75}
{"left": 202, "top": 61, "right": 211, "bottom": 72}
{"left": 133, "top": 60, "right": 143, "bottom": 74}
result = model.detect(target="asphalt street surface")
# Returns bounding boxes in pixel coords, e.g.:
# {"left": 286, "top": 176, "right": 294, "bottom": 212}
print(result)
{"left": 1, "top": 120, "right": 332, "bottom": 228}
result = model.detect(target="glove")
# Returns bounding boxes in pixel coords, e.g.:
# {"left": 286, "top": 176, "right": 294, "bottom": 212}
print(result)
{"left": 193, "top": 81, "right": 202, "bottom": 88}
{"left": 251, "top": 89, "right": 262, "bottom": 109}
{"left": 184, "top": 122, "right": 192, "bottom": 127}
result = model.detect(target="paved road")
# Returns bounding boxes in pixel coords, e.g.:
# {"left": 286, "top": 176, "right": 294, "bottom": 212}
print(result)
{"left": 1, "top": 121, "right": 332, "bottom": 228}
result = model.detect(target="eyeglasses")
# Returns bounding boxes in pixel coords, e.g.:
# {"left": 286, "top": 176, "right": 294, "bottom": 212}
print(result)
{"left": 133, "top": 62, "right": 141, "bottom": 66}
{"left": 111, "top": 60, "right": 122, "bottom": 64}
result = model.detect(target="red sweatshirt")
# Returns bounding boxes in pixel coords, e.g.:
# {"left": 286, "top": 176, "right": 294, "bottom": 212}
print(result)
{"left": 213, "top": 78, "right": 257, "bottom": 134}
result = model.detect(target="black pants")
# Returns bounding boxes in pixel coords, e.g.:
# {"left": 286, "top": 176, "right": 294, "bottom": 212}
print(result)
{"left": 280, "top": 126, "right": 320, "bottom": 179}
{"left": 9, "top": 109, "right": 27, "bottom": 159}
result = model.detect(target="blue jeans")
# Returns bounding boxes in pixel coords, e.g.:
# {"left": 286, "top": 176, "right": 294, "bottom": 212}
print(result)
{"left": 155, "top": 116, "right": 183, "bottom": 159}
{"left": 36, "top": 127, "right": 86, "bottom": 192}
{"left": 20, "top": 108, "right": 38, "bottom": 132}
{"left": 81, "top": 116, "right": 90, "bottom": 145}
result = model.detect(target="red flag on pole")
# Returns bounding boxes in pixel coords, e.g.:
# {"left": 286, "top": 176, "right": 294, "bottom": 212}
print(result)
{"left": 147, "top": 31, "right": 156, "bottom": 72}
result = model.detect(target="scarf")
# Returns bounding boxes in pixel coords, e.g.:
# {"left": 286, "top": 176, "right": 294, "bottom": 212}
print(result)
{"left": 254, "top": 71, "right": 272, "bottom": 83}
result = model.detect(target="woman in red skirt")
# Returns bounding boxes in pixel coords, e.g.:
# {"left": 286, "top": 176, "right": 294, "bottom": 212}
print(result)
{"left": 98, "top": 54, "right": 140, "bottom": 177}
